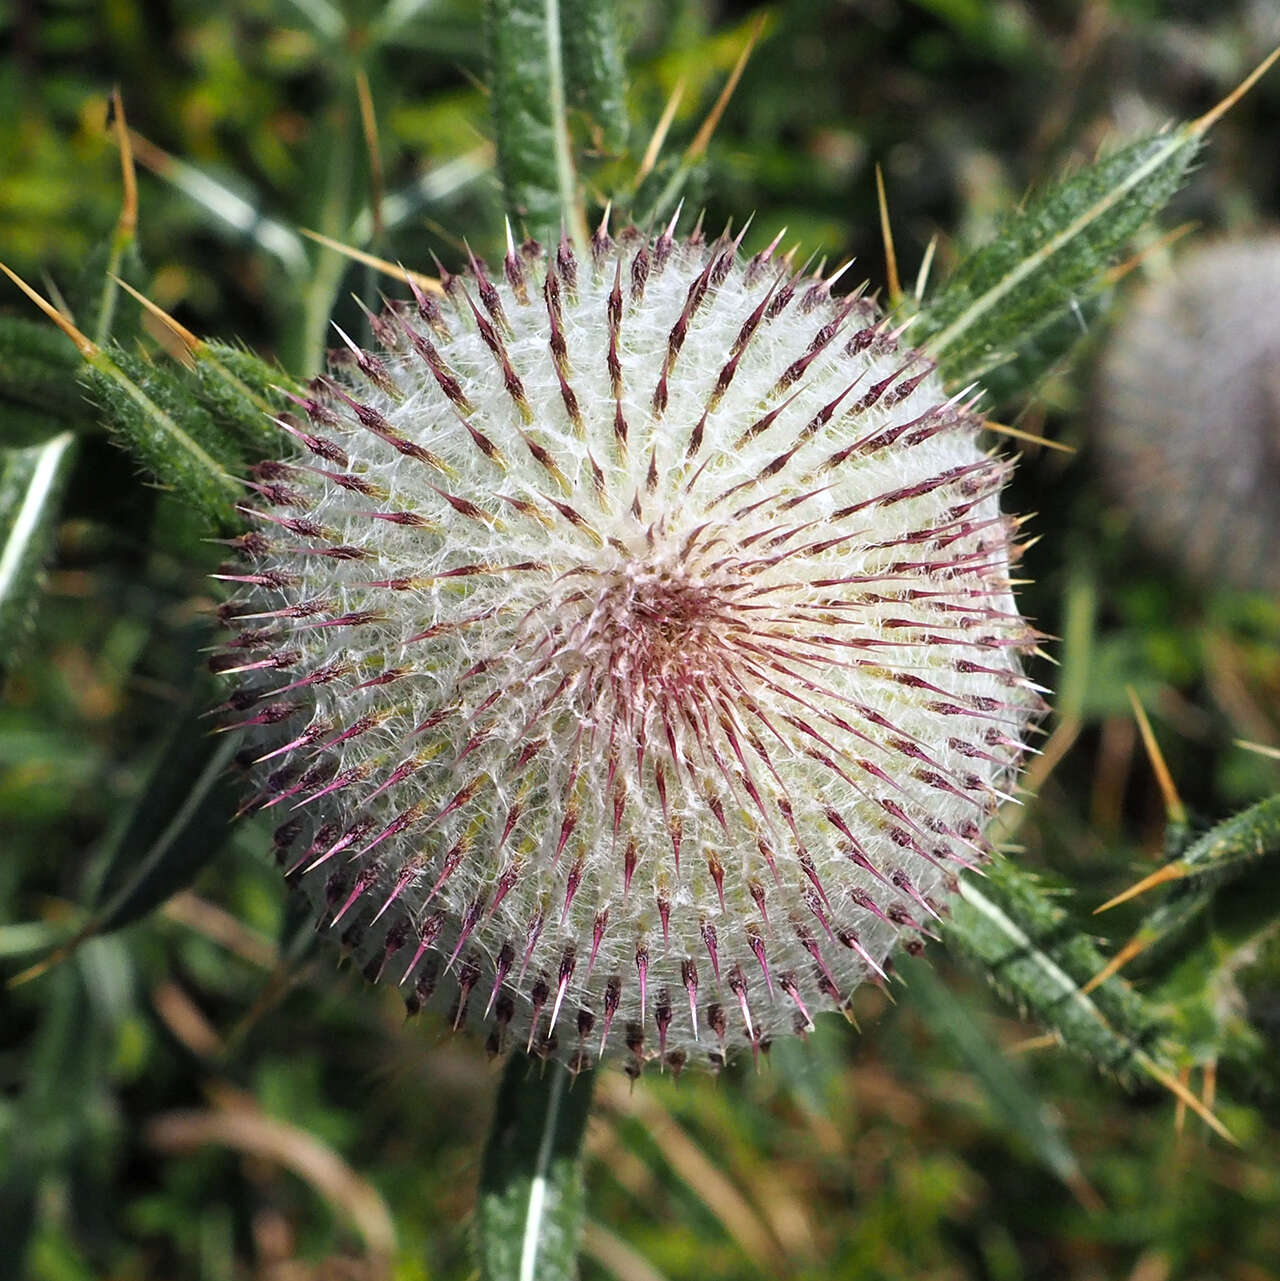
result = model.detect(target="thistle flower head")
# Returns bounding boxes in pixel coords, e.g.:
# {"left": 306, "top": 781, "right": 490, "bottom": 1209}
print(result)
{"left": 1096, "top": 235, "right": 1280, "bottom": 595}
{"left": 214, "top": 221, "right": 1040, "bottom": 1073}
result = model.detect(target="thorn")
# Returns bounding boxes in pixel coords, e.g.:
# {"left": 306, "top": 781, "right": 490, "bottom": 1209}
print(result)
{"left": 636, "top": 77, "right": 686, "bottom": 186}
{"left": 686, "top": 13, "right": 767, "bottom": 162}
{"left": 452, "top": 962, "right": 478, "bottom": 1032}
{"left": 1103, "top": 221, "right": 1197, "bottom": 286}
{"left": 913, "top": 233, "right": 938, "bottom": 302}
{"left": 1093, "top": 861, "right": 1186, "bottom": 914}
{"left": 700, "top": 920, "right": 720, "bottom": 981}
{"left": 0, "top": 263, "right": 97, "bottom": 357}
{"left": 1203, "top": 1059, "right": 1218, "bottom": 1121}
{"left": 747, "top": 930, "right": 774, "bottom": 997}
{"left": 1141, "top": 1055, "right": 1234, "bottom": 1143}
{"left": 682, "top": 959, "right": 699, "bottom": 1039}
{"left": 298, "top": 228, "right": 443, "bottom": 294}
{"left": 1189, "top": 41, "right": 1280, "bottom": 136}
{"left": 548, "top": 949, "right": 575, "bottom": 1036}
{"left": 636, "top": 944, "right": 649, "bottom": 1020}
{"left": 587, "top": 910, "right": 608, "bottom": 978}
{"left": 330, "top": 321, "right": 365, "bottom": 362}
{"left": 1126, "top": 686, "right": 1187, "bottom": 826}
{"left": 824, "top": 258, "right": 856, "bottom": 291}
{"left": 661, "top": 199, "right": 685, "bottom": 245}
{"left": 485, "top": 943, "right": 515, "bottom": 1019}
{"left": 874, "top": 163, "right": 901, "bottom": 305}
{"left": 1006, "top": 1031, "right": 1059, "bottom": 1055}
{"left": 1080, "top": 933, "right": 1151, "bottom": 994}
{"left": 599, "top": 976, "right": 621, "bottom": 1059}
{"left": 780, "top": 974, "right": 814, "bottom": 1030}
{"left": 112, "top": 276, "right": 201, "bottom": 351}
{"left": 982, "top": 418, "right": 1076, "bottom": 454}
{"left": 728, "top": 967, "right": 754, "bottom": 1040}
{"left": 1174, "top": 1064, "right": 1191, "bottom": 1136}
{"left": 109, "top": 87, "right": 138, "bottom": 241}
{"left": 526, "top": 978, "right": 549, "bottom": 1051}
{"left": 753, "top": 226, "right": 787, "bottom": 268}
{"left": 838, "top": 929, "right": 889, "bottom": 982}
{"left": 655, "top": 991, "right": 672, "bottom": 1058}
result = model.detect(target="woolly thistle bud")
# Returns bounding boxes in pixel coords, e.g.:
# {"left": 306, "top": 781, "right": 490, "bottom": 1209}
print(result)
{"left": 213, "top": 221, "right": 1041, "bottom": 1073}
{"left": 1095, "top": 235, "right": 1280, "bottom": 595}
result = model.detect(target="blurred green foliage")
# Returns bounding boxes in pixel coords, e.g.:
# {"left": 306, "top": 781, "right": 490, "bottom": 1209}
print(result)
{"left": 3, "top": 1, "right": 1280, "bottom": 1279}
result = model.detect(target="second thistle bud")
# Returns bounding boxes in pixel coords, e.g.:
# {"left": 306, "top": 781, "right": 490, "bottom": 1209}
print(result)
{"left": 213, "top": 221, "right": 1041, "bottom": 1072}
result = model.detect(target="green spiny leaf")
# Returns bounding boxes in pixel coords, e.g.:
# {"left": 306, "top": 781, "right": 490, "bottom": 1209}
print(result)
{"left": 1080, "top": 796, "right": 1280, "bottom": 1006}
{"left": 1099, "top": 794, "right": 1280, "bottom": 911}
{"left": 195, "top": 341, "right": 301, "bottom": 457}
{"left": 123, "top": 350, "right": 246, "bottom": 468}
{"left": 944, "top": 858, "right": 1166, "bottom": 1081}
{"left": 0, "top": 316, "right": 92, "bottom": 424}
{"left": 80, "top": 347, "right": 242, "bottom": 532}
{"left": 486, "top": 0, "right": 586, "bottom": 246}
{"left": 916, "top": 130, "right": 1199, "bottom": 391}
{"left": 477, "top": 1054, "right": 595, "bottom": 1281}
{"left": 1117, "top": 889, "right": 1216, "bottom": 980}
{"left": 1131, "top": 872, "right": 1280, "bottom": 1091}
{"left": 975, "top": 289, "right": 1109, "bottom": 407}
{"left": 948, "top": 867, "right": 1237, "bottom": 1136}
{"left": 103, "top": 290, "right": 295, "bottom": 457}
{"left": 1167, "top": 794, "right": 1280, "bottom": 886}
{"left": 561, "top": 0, "right": 629, "bottom": 153}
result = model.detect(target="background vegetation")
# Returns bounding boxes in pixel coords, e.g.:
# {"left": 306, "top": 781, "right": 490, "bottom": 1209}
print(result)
{"left": 3, "top": 1, "right": 1280, "bottom": 1278}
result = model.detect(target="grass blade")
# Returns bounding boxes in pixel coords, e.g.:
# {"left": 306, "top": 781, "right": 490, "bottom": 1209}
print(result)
{"left": 899, "top": 954, "right": 1099, "bottom": 1207}
{"left": 10, "top": 695, "right": 243, "bottom": 989}
{"left": 127, "top": 130, "right": 309, "bottom": 277}
{"left": 0, "top": 431, "right": 76, "bottom": 665}
{"left": 89, "top": 725, "right": 242, "bottom": 938}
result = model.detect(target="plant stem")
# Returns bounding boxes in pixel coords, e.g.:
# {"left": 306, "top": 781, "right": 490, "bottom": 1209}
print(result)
{"left": 476, "top": 1053, "right": 596, "bottom": 1281}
